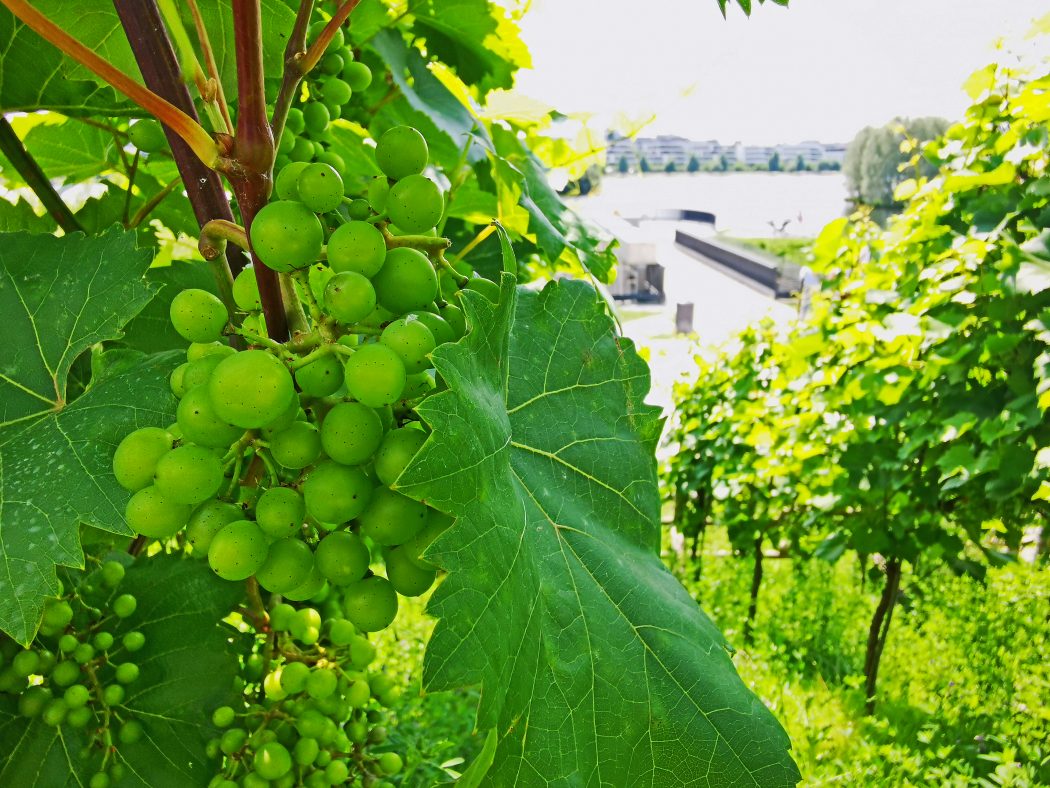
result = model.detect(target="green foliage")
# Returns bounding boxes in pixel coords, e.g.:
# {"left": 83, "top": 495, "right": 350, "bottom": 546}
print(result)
{"left": 726, "top": 236, "right": 813, "bottom": 266}
{"left": 842, "top": 117, "right": 949, "bottom": 208}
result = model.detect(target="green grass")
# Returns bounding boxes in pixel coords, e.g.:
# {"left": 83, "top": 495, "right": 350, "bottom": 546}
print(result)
{"left": 725, "top": 236, "right": 814, "bottom": 267}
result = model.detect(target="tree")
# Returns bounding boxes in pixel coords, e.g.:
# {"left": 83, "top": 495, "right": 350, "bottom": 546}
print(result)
{"left": 769, "top": 151, "right": 781, "bottom": 171}
{"left": 665, "top": 160, "right": 677, "bottom": 173}
{"left": 687, "top": 155, "right": 701, "bottom": 173}
{"left": 639, "top": 156, "right": 651, "bottom": 173}
{"left": 0, "top": 0, "right": 801, "bottom": 785}
{"left": 843, "top": 117, "right": 949, "bottom": 207}
{"left": 719, "top": 153, "right": 730, "bottom": 171}
{"left": 794, "top": 154, "right": 807, "bottom": 172}
{"left": 618, "top": 155, "right": 630, "bottom": 173}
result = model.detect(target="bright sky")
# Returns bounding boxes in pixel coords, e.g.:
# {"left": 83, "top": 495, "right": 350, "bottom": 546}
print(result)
{"left": 513, "top": 0, "right": 1050, "bottom": 144}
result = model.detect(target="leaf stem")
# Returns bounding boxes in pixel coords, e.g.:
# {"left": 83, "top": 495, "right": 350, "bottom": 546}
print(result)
{"left": 128, "top": 175, "right": 182, "bottom": 228}
{"left": 450, "top": 223, "right": 496, "bottom": 264}
{"left": 0, "top": 117, "right": 81, "bottom": 233}
{"left": 184, "top": 0, "right": 235, "bottom": 134}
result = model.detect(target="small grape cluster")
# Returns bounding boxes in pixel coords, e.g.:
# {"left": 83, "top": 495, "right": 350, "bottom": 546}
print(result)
{"left": 0, "top": 561, "right": 146, "bottom": 788}
{"left": 206, "top": 593, "right": 404, "bottom": 787}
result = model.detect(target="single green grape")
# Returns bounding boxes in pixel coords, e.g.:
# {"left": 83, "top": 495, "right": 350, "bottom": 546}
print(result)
{"left": 305, "top": 668, "right": 337, "bottom": 699}
{"left": 170, "top": 363, "right": 189, "bottom": 398}
{"left": 343, "top": 343, "right": 407, "bottom": 408}
{"left": 401, "top": 510, "right": 452, "bottom": 569}
{"left": 128, "top": 119, "right": 167, "bottom": 152}
{"left": 254, "top": 741, "right": 293, "bottom": 780}
{"left": 93, "top": 631, "right": 114, "bottom": 650}
{"left": 343, "top": 576, "right": 398, "bottom": 632}
{"left": 289, "top": 135, "right": 315, "bottom": 163}
{"left": 208, "top": 350, "right": 296, "bottom": 429}
{"left": 41, "top": 698, "right": 67, "bottom": 726}
{"left": 50, "top": 660, "right": 80, "bottom": 687}
{"left": 374, "top": 426, "right": 428, "bottom": 486}
{"left": 255, "top": 538, "right": 314, "bottom": 594}
{"left": 186, "top": 499, "right": 242, "bottom": 553}
{"left": 294, "top": 352, "right": 345, "bottom": 397}
{"left": 323, "top": 271, "right": 377, "bottom": 324}
{"left": 170, "top": 288, "right": 228, "bottom": 344}
{"left": 220, "top": 727, "right": 248, "bottom": 754}
{"left": 407, "top": 310, "right": 454, "bottom": 346}
{"left": 293, "top": 737, "right": 319, "bottom": 766}
{"left": 12, "top": 649, "right": 39, "bottom": 677}
{"left": 375, "top": 125, "right": 428, "bottom": 180}
{"left": 125, "top": 485, "right": 192, "bottom": 539}
{"left": 283, "top": 565, "right": 326, "bottom": 602}
{"left": 302, "top": 462, "right": 372, "bottom": 525}
{"left": 250, "top": 201, "right": 324, "bottom": 272}
{"left": 275, "top": 161, "right": 310, "bottom": 202}
{"left": 326, "top": 760, "right": 350, "bottom": 783}
{"left": 115, "top": 662, "right": 140, "bottom": 684}
{"left": 113, "top": 594, "right": 137, "bottom": 618}
{"left": 232, "top": 266, "right": 262, "bottom": 311}
{"left": 371, "top": 247, "right": 438, "bottom": 315}
{"left": 314, "top": 531, "right": 370, "bottom": 585}
{"left": 286, "top": 107, "right": 305, "bottom": 135}
{"left": 358, "top": 487, "right": 428, "bottom": 546}
{"left": 186, "top": 341, "right": 234, "bottom": 363}
{"left": 381, "top": 317, "right": 436, "bottom": 374}
{"left": 269, "top": 420, "right": 322, "bottom": 469}
{"left": 303, "top": 101, "right": 330, "bottom": 135}
{"left": 100, "top": 559, "right": 125, "bottom": 588}
{"left": 18, "top": 685, "right": 50, "bottom": 718}
{"left": 465, "top": 274, "right": 501, "bottom": 303}
{"left": 113, "top": 427, "right": 174, "bottom": 492}
{"left": 176, "top": 385, "right": 244, "bottom": 448}
{"left": 349, "top": 636, "right": 376, "bottom": 668}
{"left": 182, "top": 353, "right": 225, "bottom": 392}
{"left": 320, "top": 77, "right": 352, "bottom": 106}
{"left": 122, "top": 631, "right": 146, "bottom": 652}
{"left": 320, "top": 402, "right": 384, "bottom": 466}
{"left": 384, "top": 545, "right": 437, "bottom": 596}
{"left": 279, "top": 660, "right": 310, "bottom": 694}
{"left": 297, "top": 162, "right": 344, "bottom": 214}
{"left": 255, "top": 487, "right": 305, "bottom": 538}
{"left": 212, "top": 705, "right": 235, "bottom": 728}
{"left": 42, "top": 599, "right": 74, "bottom": 630}
{"left": 207, "top": 520, "right": 269, "bottom": 581}
{"left": 386, "top": 174, "right": 444, "bottom": 234}
{"left": 63, "top": 684, "right": 91, "bottom": 709}
{"left": 153, "top": 444, "right": 224, "bottom": 505}
{"left": 118, "top": 720, "right": 143, "bottom": 744}
{"left": 317, "top": 150, "right": 346, "bottom": 176}
{"left": 400, "top": 371, "right": 436, "bottom": 403}
{"left": 343, "top": 61, "right": 373, "bottom": 92}
{"left": 367, "top": 176, "right": 390, "bottom": 213}
{"left": 346, "top": 198, "right": 371, "bottom": 221}
{"left": 327, "top": 221, "right": 386, "bottom": 277}
{"left": 440, "top": 302, "right": 467, "bottom": 338}
{"left": 378, "top": 752, "right": 404, "bottom": 776}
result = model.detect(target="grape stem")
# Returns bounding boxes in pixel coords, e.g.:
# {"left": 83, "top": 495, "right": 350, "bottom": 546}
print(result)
{"left": 436, "top": 252, "right": 470, "bottom": 288}
{"left": 245, "top": 577, "right": 270, "bottom": 630}
{"left": 279, "top": 272, "right": 313, "bottom": 338}
{"left": 232, "top": 327, "right": 293, "bottom": 358}
{"left": 381, "top": 226, "right": 452, "bottom": 253}
{"left": 199, "top": 219, "right": 250, "bottom": 260}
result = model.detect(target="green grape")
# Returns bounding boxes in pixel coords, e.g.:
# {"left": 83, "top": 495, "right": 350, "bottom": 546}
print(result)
{"left": 400, "top": 372, "right": 435, "bottom": 404}
{"left": 58, "top": 634, "right": 78, "bottom": 653}
{"left": 277, "top": 128, "right": 295, "bottom": 156}
{"left": 41, "top": 698, "right": 67, "bottom": 726}
{"left": 289, "top": 607, "right": 322, "bottom": 645}
{"left": 103, "top": 684, "right": 124, "bottom": 707}
{"left": 88, "top": 773, "right": 110, "bottom": 788}
{"left": 384, "top": 545, "right": 436, "bottom": 596}
{"left": 284, "top": 565, "right": 327, "bottom": 601}
{"left": 346, "top": 678, "right": 370, "bottom": 708}
{"left": 269, "top": 602, "right": 296, "bottom": 631}
{"left": 63, "top": 684, "right": 91, "bottom": 708}
{"left": 290, "top": 136, "right": 314, "bottom": 162}
{"left": 320, "top": 50, "right": 344, "bottom": 75}
{"left": 122, "top": 631, "right": 146, "bottom": 652}
{"left": 317, "top": 150, "right": 346, "bottom": 176}
{"left": 232, "top": 266, "right": 262, "bottom": 311}
{"left": 303, "top": 102, "right": 330, "bottom": 135}
{"left": 465, "top": 274, "right": 501, "bottom": 303}
{"left": 374, "top": 426, "right": 427, "bottom": 486}
{"left": 170, "top": 288, "right": 228, "bottom": 344}
{"left": 343, "top": 343, "right": 407, "bottom": 408}
{"left": 72, "top": 642, "right": 95, "bottom": 663}
{"left": 343, "top": 61, "right": 372, "bottom": 92}
{"left": 325, "top": 618, "right": 352, "bottom": 646}
{"left": 380, "top": 317, "right": 436, "bottom": 374}
{"left": 320, "top": 76, "right": 352, "bottom": 106}
{"left": 50, "top": 660, "right": 80, "bottom": 687}
{"left": 263, "top": 396, "right": 301, "bottom": 437}
{"left": 212, "top": 705, "right": 235, "bottom": 728}
{"left": 327, "top": 220, "right": 386, "bottom": 277}
{"left": 115, "top": 662, "right": 140, "bottom": 684}
{"left": 128, "top": 119, "right": 167, "bottom": 152}
{"left": 187, "top": 499, "right": 243, "bottom": 553}
{"left": 269, "top": 421, "right": 322, "bottom": 469}
{"left": 93, "top": 632, "right": 114, "bottom": 650}
{"left": 407, "top": 310, "right": 454, "bottom": 346}
{"left": 325, "top": 760, "right": 350, "bottom": 783}
{"left": 440, "top": 302, "right": 467, "bottom": 339}
{"left": 378, "top": 752, "right": 403, "bottom": 776}
{"left": 42, "top": 599, "right": 74, "bottom": 630}
{"left": 346, "top": 198, "right": 371, "bottom": 221}
{"left": 367, "top": 176, "right": 390, "bottom": 213}
{"left": 293, "top": 737, "right": 319, "bottom": 766}
{"left": 343, "top": 576, "right": 398, "bottom": 632}
{"left": 358, "top": 488, "right": 428, "bottom": 546}
{"left": 100, "top": 560, "right": 126, "bottom": 588}
{"left": 348, "top": 636, "right": 376, "bottom": 668}
{"left": 153, "top": 444, "right": 224, "bottom": 505}
{"left": 113, "top": 594, "right": 137, "bottom": 618}
{"left": 255, "top": 487, "right": 305, "bottom": 538}
{"left": 256, "top": 538, "right": 314, "bottom": 594}
{"left": 250, "top": 200, "right": 324, "bottom": 272}
{"left": 294, "top": 352, "right": 344, "bottom": 397}
{"left": 170, "top": 363, "right": 189, "bottom": 398}
{"left": 220, "top": 727, "right": 248, "bottom": 754}
{"left": 117, "top": 719, "right": 143, "bottom": 745}
{"left": 386, "top": 174, "right": 444, "bottom": 233}
{"left": 208, "top": 520, "right": 269, "bottom": 581}
{"left": 303, "top": 668, "right": 337, "bottom": 700}
{"left": 320, "top": 402, "right": 383, "bottom": 466}
{"left": 66, "top": 705, "right": 93, "bottom": 729}
{"left": 296, "top": 163, "right": 343, "bottom": 214}
{"left": 323, "top": 271, "right": 376, "bottom": 324}
{"left": 279, "top": 661, "right": 310, "bottom": 694}
{"left": 375, "top": 126, "right": 428, "bottom": 180}
{"left": 302, "top": 462, "right": 372, "bottom": 524}
{"left": 209, "top": 350, "right": 296, "bottom": 428}
{"left": 113, "top": 427, "right": 174, "bottom": 492}
{"left": 371, "top": 247, "right": 438, "bottom": 314}
{"left": 275, "top": 162, "right": 309, "bottom": 202}
{"left": 308, "top": 19, "right": 343, "bottom": 48}
{"left": 286, "top": 107, "right": 305, "bottom": 135}
{"left": 314, "top": 531, "right": 370, "bottom": 585}
{"left": 182, "top": 353, "right": 225, "bottom": 392}
{"left": 185, "top": 342, "right": 233, "bottom": 363}
{"left": 18, "top": 686, "right": 50, "bottom": 718}
{"left": 12, "top": 650, "right": 39, "bottom": 677}
{"left": 177, "top": 385, "right": 244, "bottom": 448}
{"left": 126, "top": 485, "right": 192, "bottom": 539}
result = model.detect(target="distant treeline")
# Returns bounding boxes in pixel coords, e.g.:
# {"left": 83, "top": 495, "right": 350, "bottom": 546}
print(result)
{"left": 613, "top": 153, "right": 842, "bottom": 174}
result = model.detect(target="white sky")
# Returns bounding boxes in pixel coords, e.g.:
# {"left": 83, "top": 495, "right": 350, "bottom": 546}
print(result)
{"left": 513, "top": 0, "right": 1050, "bottom": 144}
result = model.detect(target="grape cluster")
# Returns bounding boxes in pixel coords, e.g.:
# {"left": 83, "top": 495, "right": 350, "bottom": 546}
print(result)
{"left": 0, "top": 562, "right": 145, "bottom": 788}
{"left": 206, "top": 591, "right": 404, "bottom": 787}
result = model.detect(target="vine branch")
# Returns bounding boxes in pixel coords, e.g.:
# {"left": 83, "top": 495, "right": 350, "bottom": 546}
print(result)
{"left": 271, "top": 0, "right": 315, "bottom": 148}
{"left": 0, "top": 117, "right": 81, "bottom": 234}
{"left": 299, "top": 0, "right": 363, "bottom": 75}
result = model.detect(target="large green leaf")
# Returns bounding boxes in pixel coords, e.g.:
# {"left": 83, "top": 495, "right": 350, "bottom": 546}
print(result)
{"left": 398, "top": 277, "right": 801, "bottom": 786}
{"left": 0, "top": 555, "right": 243, "bottom": 786}
{"left": 21, "top": 119, "right": 119, "bottom": 184}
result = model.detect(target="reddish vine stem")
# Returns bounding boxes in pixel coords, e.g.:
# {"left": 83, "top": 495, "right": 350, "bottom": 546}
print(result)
{"left": 299, "top": 0, "right": 363, "bottom": 74}
{"left": 271, "top": 0, "right": 316, "bottom": 148}
{"left": 0, "top": 117, "right": 81, "bottom": 233}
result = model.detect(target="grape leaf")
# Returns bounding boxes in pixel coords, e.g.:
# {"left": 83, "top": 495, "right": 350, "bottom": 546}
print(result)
{"left": 0, "top": 555, "right": 243, "bottom": 786}
{"left": 398, "top": 277, "right": 801, "bottom": 786}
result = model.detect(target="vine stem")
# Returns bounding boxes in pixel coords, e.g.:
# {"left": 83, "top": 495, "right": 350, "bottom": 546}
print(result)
{"left": 0, "top": 0, "right": 223, "bottom": 169}
{"left": 299, "top": 0, "right": 364, "bottom": 74}
{"left": 199, "top": 220, "right": 250, "bottom": 260}
{"left": 0, "top": 117, "right": 81, "bottom": 233}
{"left": 271, "top": 0, "right": 316, "bottom": 148}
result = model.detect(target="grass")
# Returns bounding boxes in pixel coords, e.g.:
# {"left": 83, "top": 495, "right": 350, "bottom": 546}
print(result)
{"left": 725, "top": 236, "right": 814, "bottom": 267}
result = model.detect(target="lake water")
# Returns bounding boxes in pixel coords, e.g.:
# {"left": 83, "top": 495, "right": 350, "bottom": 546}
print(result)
{"left": 573, "top": 172, "right": 850, "bottom": 239}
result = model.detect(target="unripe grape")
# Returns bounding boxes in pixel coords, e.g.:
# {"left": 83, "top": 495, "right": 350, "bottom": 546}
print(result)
{"left": 378, "top": 752, "right": 403, "bottom": 775}
{"left": 314, "top": 531, "right": 370, "bottom": 585}
{"left": 367, "top": 176, "right": 390, "bottom": 213}
{"left": 122, "top": 631, "right": 146, "bottom": 652}
{"left": 100, "top": 560, "right": 126, "bottom": 588}
{"left": 325, "top": 760, "right": 350, "bottom": 783}
{"left": 320, "top": 51, "right": 344, "bottom": 76}
{"left": 63, "top": 683, "right": 91, "bottom": 708}
{"left": 317, "top": 150, "right": 346, "bottom": 175}
{"left": 327, "top": 618, "right": 355, "bottom": 646}
{"left": 50, "top": 660, "right": 80, "bottom": 687}
{"left": 18, "top": 685, "right": 50, "bottom": 718}
{"left": 186, "top": 341, "right": 234, "bottom": 362}
{"left": 73, "top": 643, "right": 95, "bottom": 665}
{"left": 113, "top": 427, "right": 174, "bottom": 492}
{"left": 303, "top": 102, "right": 330, "bottom": 135}
{"left": 208, "top": 350, "right": 296, "bottom": 429}
{"left": 113, "top": 594, "right": 138, "bottom": 618}
{"left": 182, "top": 353, "right": 225, "bottom": 392}
{"left": 212, "top": 705, "right": 235, "bottom": 728}
{"left": 126, "top": 485, "right": 192, "bottom": 539}
{"left": 12, "top": 649, "right": 39, "bottom": 677}
{"left": 256, "top": 538, "right": 314, "bottom": 594}
{"left": 262, "top": 395, "right": 301, "bottom": 435}
{"left": 208, "top": 520, "right": 269, "bottom": 581}
{"left": 254, "top": 741, "right": 293, "bottom": 780}
{"left": 305, "top": 668, "right": 337, "bottom": 699}
{"left": 176, "top": 385, "right": 244, "bottom": 448}
{"left": 374, "top": 426, "right": 428, "bottom": 486}
{"left": 42, "top": 599, "right": 74, "bottom": 630}
{"left": 293, "top": 737, "right": 319, "bottom": 766}
{"left": 88, "top": 773, "right": 110, "bottom": 788}
{"left": 220, "top": 727, "right": 248, "bottom": 754}
{"left": 387, "top": 174, "right": 443, "bottom": 234}
{"left": 232, "top": 266, "right": 262, "bottom": 311}
{"left": 343, "top": 343, "right": 406, "bottom": 408}
{"left": 296, "top": 163, "right": 343, "bottom": 214}
{"left": 407, "top": 310, "right": 454, "bottom": 346}
{"left": 279, "top": 660, "right": 310, "bottom": 695}
{"left": 358, "top": 488, "right": 428, "bottom": 546}
{"left": 346, "top": 198, "right": 371, "bottom": 221}
{"left": 294, "top": 352, "right": 345, "bottom": 397}
{"left": 289, "top": 136, "right": 314, "bottom": 163}
{"left": 250, "top": 201, "right": 324, "bottom": 272}
{"left": 93, "top": 631, "right": 114, "bottom": 650}
{"left": 170, "top": 288, "right": 228, "bottom": 344}
{"left": 343, "top": 576, "right": 398, "bottom": 632}
{"left": 269, "top": 421, "right": 322, "bottom": 469}
{"left": 128, "top": 119, "right": 166, "bottom": 152}
{"left": 324, "top": 271, "right": 377, "bottom": 324}
{"left": 375, "top": 126, "right": 428, "bottom": 180}
{"left": 320, "top": 402, "right": 383, "bottom": 466}
{"left": 102, "top": 683, "right": 125, "bottom": 706}
{"left": 41, "top": 698, "right": 67, "bottom": 726}
{"left": 284, "top": 567, "right": 326, "bottom": 602}
{"left": 255, "top": 487, "right": 305, "bottom": 538}
{"left": 381, "top": 317, "right": 436, "bottom": 374}
{"left": 170, "top": 363, "right": 189, "bottom": 398}
{"left": 440, "top": 302, "right": 467, "bottom": 338}
{"left": 343, "top": 61, "right": 372, "bottom": 92}
{"left": 327, "top": 220, "right": 386, "bottom": 277}
{"left": 153, "top": 444, "right": 224, "bottom": 505}
{"left": 286, "top": 107, "right": 305, "bottom": 135}
{"left": 321, "top": 76, "right": 352, "bottom": 106}
{"left": 371, "top": 247, "right": 438, "bottom": 315}
{"left": 58, "top": 634, "right": 78, "bottom": 653}
{"left": 115, "top": 662, "right": 140, "bottom": 684}
{"left": 186, "top": 499, "right": 243, "bottom": 553}
{"left": 384, "top": 545, "right": 437, "bottom": 596}
{"left": 465, "top": 274, "right": 501, "bottom": 303}
{"left": 349, "top": 636, "right": 376, "bottom": 668}
{"left": 302, "top": 462, "right": 372, "bottom": 525}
